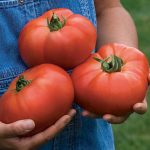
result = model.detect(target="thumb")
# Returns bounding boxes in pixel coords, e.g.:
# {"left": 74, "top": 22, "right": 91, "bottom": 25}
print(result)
{"left": 0, "top": 119, "right": 35, "bottom": 138}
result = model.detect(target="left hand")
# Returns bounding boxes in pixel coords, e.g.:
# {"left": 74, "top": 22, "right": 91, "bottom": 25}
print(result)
{"left": 82, "top": 71, "right": 150, "bottom": 124}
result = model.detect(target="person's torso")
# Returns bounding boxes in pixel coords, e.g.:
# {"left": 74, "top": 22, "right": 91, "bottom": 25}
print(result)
{"left": 0, "top": 1, "right": 115, "bottom": 150}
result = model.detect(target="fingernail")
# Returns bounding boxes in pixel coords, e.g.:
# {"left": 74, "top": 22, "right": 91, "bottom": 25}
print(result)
{"left": 103, "top": 116, "right": 111, "bottom": 121}
{"left": 82, "top": 111, "right": 88, "bottom": 116}
{"left": 71, "top": 110, "right": 76, "bottom": 116}
{"left": 65, "top": 117, "right": 71, "bottom": 124}
{"left": 69, "top": 109, "right": 76, "bottom": 117}
{"left": 23, "top": 120, "right": 35, "bottom": 130}
{"left": 22, "top": 129, "right": 33, "bottom": 134}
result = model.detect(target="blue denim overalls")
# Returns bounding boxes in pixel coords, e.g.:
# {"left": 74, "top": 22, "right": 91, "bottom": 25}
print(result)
{"left": 0, "top": 0, "right": 115, "bottom": 149}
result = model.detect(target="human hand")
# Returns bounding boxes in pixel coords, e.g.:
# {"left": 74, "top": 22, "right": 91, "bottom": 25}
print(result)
{"left": 82, "top": 70, "right": 150, "bottom": 124}
{"left": 0, "top": 109, "right": 76, "bottom": 150}
{"left": 82, "top": 98, "right": 147, "bottom": 124}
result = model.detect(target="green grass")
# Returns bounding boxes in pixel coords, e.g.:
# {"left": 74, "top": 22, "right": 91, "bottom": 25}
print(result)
{"left": 113, "top": 0, "right": 150, "bottom": 150}
{"left": 121, "top": 0, "right": 150, "bottom": 60}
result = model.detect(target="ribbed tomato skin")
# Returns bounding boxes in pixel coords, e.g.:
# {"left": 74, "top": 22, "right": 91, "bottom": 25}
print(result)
{"left": 71, "top": 43, "right": 149, "bottom": 116}
{"left": 18, "top": 8, "right": 96, "bottom": 70}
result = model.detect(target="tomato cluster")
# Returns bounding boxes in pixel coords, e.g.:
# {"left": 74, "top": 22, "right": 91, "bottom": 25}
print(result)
{"left": 0, "top": 8, "right": 96, "bottom": 136}
{"left": 0, "top": 8, "right": 149, "bottom": 137}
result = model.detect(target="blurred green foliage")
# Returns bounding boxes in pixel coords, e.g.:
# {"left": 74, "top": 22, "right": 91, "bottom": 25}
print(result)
{"left": 113, "top": 1, "right": 150, "bottom": 150}
{"left": 121, "top": 0, "right": 150, "bottom": 60}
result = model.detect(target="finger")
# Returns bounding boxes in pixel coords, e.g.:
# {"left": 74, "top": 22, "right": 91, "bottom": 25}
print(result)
{"left": 82, "top": 110, "right": 99, "bottom": 118}
{"left": 27, "top": 109, "right": 76, "bottom": 148}
{"left": 0, "top": 119, "right": 35, "bottom": 138}
{"left": 103, "top": 114, "right": 130, "bottom": 124}
{"left": 67, "top": 109, "right": 76, "bottom": 118}
{"left": 133, "top": 99, "right": 147, "bottom": 114}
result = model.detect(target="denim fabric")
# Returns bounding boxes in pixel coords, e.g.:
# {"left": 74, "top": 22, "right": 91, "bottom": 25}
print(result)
{"left": 0, "top": 0, "right": 115, "bottom": 149}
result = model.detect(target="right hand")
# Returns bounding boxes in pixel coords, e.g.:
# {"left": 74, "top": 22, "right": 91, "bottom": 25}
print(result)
{"left": 0, "top": 109, "right": 76, "bottom": 150}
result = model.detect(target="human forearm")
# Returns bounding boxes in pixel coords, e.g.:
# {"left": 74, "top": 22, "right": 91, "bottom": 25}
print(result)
{"left": 95, "top": 3, "right": 138, "bottom": 49}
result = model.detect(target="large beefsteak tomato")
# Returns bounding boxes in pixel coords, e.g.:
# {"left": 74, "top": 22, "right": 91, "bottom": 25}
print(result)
{"left": 19, "top": 8, "right": 96, "bottom": 70}
{"left": 0, "top": 64, "right": 74, "bottom": 136}
{"left": 71, "top": 43, "right": 149, "bottom": 116}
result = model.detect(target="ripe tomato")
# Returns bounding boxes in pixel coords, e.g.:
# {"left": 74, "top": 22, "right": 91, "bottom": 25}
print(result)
{"left": 19, "top": 8, "right": 96, "bottom": 70}
{"left": 71, "top": 43, "right": 149, "bottom": 116}
{"left": 0, "top": 64, "right": 74, "bottom": 136}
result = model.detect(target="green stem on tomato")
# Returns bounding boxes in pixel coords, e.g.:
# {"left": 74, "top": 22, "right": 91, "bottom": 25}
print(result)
{"left": 93, "top": 55, "right": 123, "bottom": 73}
{"left": 47, "top": 13, "right": 66, "bottom": 32}
{"left": 15, "top": 75, "right": 32, "bottom": 92}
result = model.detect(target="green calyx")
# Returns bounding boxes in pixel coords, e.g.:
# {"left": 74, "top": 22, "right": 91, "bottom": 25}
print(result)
{"left": 47, "top": 13, "right": 66, "bottom": 32}
{"left": 15, "top": 75, "right": 32, "bottom": 92}
{"left": 94, "top": 55, "right": 123, "bottom": 73}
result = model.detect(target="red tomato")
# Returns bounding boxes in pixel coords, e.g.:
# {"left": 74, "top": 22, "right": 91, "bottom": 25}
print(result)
{"left": 0, "top": 64, "right": 74, "bottom": 136}
{"left": 71, "top": 43, "right": 149, "bottom": 116}
{"left": 18, "top": 8, "right": 96, "bottom": 70}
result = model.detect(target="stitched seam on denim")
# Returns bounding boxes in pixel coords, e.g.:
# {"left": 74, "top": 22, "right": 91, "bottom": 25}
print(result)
{"left": 89, "top": 0, "right": 97, "bottom": 27}
{"left": 0, "top": 0, "right": 17, "bottom": 9}
{"left": 79, "top": 0, "right": 97, "bottom": 26}
{"left": 0, "top": 0, "right": 39, "bottom": 9}
{"left": 0, "top": 78, "right": 13, "bottom": 90}
{"left": 78, "top": 0, "right": 97, "bottom": 54}
{"left": 79, "top": 0, "right": 91, "bottom": 19}
{"left": 33, "top": 0, "right": 41, "bottom": 17}
{"left": 67, "top": 105, "right": 82, "bottom": 150}
{"left": 0, "top": 66, "right": 26, "bottom": 80}
{"left": 0, "top": 66, "right": 26, "bottom": 91}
